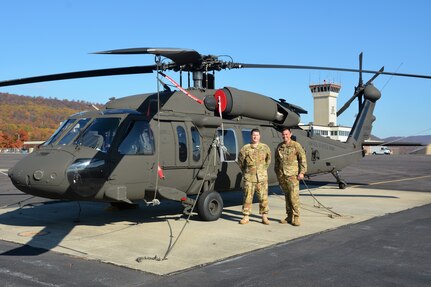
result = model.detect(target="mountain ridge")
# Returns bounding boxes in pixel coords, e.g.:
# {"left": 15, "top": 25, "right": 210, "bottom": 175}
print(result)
{"left": 0, "top": 93, "right": 102, "bottom": 147}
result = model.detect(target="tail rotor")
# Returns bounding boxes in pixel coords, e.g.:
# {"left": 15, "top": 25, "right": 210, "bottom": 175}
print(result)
{"left": 337, "top": 53, "right": 384, "bottom": 117}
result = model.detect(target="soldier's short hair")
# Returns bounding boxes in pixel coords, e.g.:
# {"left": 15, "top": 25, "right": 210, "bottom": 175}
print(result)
{"left": 282, "top": 128, "right": 291, "bottom": 133}
{"left": 251, "top": 128, "right": 260, "bottom": 135}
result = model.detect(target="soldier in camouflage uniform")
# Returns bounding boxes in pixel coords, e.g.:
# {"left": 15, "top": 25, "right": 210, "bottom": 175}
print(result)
{"left": 275, "top": 128, "right": 307, "bottom": 226}
{"left": 238, "top": 128, "right": 271, "bottom": 225}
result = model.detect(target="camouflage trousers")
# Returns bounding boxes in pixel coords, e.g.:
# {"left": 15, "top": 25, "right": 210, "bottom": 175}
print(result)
{"left": 242, "top": 180, "right": 269, "bottom": 215}
{"left": 279, "top": 176, "right": 300, "bottom": 216}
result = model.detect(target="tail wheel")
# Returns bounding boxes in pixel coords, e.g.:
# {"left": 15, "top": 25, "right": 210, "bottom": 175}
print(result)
{"left": 197, "top": 191, "right": 223, "bottom": 221}
{"left": 338, "top": 180, "right": 347, "bottom": 189}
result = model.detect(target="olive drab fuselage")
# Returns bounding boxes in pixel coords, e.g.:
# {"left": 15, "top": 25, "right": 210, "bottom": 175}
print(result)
{"left": 8, "top": 85, "right": 378, "bottom": 217}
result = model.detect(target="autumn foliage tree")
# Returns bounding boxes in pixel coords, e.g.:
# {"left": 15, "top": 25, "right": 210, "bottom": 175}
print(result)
{"left": 0, "top": 93, "right": 102, "bottom": 148}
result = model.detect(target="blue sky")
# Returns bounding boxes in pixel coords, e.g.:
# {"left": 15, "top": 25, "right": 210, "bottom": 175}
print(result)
{"left": 0, "top": 0, "right": 430, "bottom": 138}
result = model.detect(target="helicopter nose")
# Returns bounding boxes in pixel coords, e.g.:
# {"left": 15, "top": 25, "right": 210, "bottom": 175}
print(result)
{"left": 8, "top": 150, "right": 75, "bottom": 198}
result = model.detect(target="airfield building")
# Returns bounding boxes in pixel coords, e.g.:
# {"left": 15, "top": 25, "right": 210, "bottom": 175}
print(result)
{"left": 299, "top": 81, "right": 351, "bottom": 142}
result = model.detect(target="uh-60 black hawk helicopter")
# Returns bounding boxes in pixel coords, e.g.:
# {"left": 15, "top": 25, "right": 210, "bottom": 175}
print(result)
{"left": 1, "top": 48, "right": 430, "bottom": 221}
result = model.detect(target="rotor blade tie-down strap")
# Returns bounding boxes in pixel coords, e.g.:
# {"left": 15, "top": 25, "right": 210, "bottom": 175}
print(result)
{"left": 158, "top": 72, "right": 203, "bottom": 104}
{"left": 146, "top": 67, "right": 164, "bottom": 206}
{"left": 301, "top": 179, "right": 343, "bottom": 218}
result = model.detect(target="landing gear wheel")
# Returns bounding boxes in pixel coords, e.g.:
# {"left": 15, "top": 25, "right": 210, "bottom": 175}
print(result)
{"left": 197, "top": 191, "right": 223, "bottom": 221}
{"left": 332, "top": 170, "right": 347, "bottom": 190}
{"left": 338, "top": 180, "right": 347, "bottom": 189}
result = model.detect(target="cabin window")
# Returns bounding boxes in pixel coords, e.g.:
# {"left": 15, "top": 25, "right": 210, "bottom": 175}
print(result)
{"left": 58, "top": 118, "right": 91, "bottom": 145}
{"left": 191, "top": 127, "right": 201, "bottom": 162}
{"left": 217, "top": 128, "right": 237, "bottom": 162}
{"left": 118, "top": 121, "right": 155, "bottom": 155}
{"left": 241, "top": 129, "right": 251, "bottom": 146}
{"left": 177, "top": 126, "right": 187, "bottom": 162}
{"left": 43, "top": 118, "right": 76, "bottom": 146}
{"left": 76, "top": 118, "right": 121, "bottom": 152}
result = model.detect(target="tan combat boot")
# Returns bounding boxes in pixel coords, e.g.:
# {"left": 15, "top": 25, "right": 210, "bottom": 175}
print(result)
{"left": 262, "top": 214, "right": 270, "bottom": 225}
{"left": 292, "top": 215, "right": 300, "bottom": 226}
{"left": 239, "top": 215, "right": 250, "bottom": 225}
{"left": 280, "top": 213, "right": 292, "bottom": 224}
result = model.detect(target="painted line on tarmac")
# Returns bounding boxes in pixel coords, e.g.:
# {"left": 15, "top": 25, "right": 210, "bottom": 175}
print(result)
{"left": 0, "top": 169, "right": 8, "bottom": 176}
{"left": 0, "top": 267, "right": 61, "bottom": 287}
{"left": 350, "top": 174, "right": 431, "bottom": 188}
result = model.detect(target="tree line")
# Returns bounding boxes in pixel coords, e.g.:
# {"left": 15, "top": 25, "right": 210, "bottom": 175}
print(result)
{"left": 0, "top": 93, "right": 102, "bottom": 148}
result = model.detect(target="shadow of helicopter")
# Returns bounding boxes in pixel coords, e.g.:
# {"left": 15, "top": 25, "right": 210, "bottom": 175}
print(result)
{"left": 0, "top": 186, "right": 291, "bottom": 256}
{"left": 0, "top": 177, "right": 403, "bottom": 257}
{"left": 0, "top": 198, "right": 187, "bottom": 257}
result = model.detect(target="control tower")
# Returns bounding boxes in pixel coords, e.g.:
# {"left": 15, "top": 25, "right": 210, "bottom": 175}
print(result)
{"left": 309, "top": 81, "right": 341, "bottom": 126}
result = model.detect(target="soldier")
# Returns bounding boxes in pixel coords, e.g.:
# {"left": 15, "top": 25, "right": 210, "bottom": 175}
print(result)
{"left": 238, "top": 128, "right": 271, "bottom": 225}
{"left": 275, "top": 128, "right": 307, "bottom": 226}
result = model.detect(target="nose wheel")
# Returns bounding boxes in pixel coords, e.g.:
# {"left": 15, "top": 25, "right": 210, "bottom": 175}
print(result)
{"left": 332, "top": 170, "right": 347, "bottom": 189}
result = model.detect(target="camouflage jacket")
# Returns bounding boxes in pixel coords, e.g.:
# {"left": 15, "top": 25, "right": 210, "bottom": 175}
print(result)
{"left": 274, "top": 140, "right": 307, "bottom": 178}
{"left": 238, "top": 143, "right": 271, "bottom": 183}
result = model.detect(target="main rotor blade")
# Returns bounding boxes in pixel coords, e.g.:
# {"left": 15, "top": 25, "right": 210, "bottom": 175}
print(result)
{"left": 94, "top": 48, "right": 203, "bottom": 65}
{"left": 236, "top": 63, "right": 431, "bottom": 79}
{"left": 366, "top": 66, "right": 385, "bottom": 84}
{"left": 0, "top": 65, "right": 156, "bottom": 87}
{"left": 358, "top": 52, "right": 363, "bottom": 86}
{"left": 358, "top": 53, "right": 364, "bottom": 111}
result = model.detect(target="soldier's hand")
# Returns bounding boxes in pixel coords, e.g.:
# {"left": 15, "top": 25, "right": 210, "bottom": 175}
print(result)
{"left": 297, "top": 173, "right": 304, "bottom": 180}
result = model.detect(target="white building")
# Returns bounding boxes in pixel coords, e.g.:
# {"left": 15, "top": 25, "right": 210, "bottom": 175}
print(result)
{"left": 299, "top": 81, "right": 351, "bottom": 142}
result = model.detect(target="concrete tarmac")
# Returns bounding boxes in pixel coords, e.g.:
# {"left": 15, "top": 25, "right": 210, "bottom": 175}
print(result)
{"left": 0, "top": 154, "right": 430, "bottom": 285}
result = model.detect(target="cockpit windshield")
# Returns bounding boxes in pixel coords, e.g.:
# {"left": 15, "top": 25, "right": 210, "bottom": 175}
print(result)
{"left": 74, "top": 118, "right": 121, "bottom": 152}
{"left": 58, "top": 118, "right": 91, "bottom": 146}
{"left": 43, "top": 119, "right": 76, "bottom": 146}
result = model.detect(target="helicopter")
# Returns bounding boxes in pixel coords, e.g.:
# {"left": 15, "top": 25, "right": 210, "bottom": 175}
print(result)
{"left": 1, "top": 48, "right": 430, "bottom": 221}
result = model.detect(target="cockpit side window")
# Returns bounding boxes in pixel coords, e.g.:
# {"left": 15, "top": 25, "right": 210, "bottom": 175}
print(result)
{"left": 58, "top": 118, "right": 90, "bottom": 146}
{"left": 217, "top": 128, "right": 237, "bottom": 162}
{"left": 75, "top": 118, "right": 121, "bottom": 152}
{"left": 177, "top": 126, "right": 187, "bottom": 162}
{"left": 43, "top": 119, "right": 76, "bottom": 146}
{"left": 118, "top": 121, "right": 155, "bottom": 155}
{"left": 191, "top": 126, "right": 201, "bottom": 162}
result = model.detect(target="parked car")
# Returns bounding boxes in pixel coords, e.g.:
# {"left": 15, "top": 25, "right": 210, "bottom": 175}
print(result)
{"left": 370, "top": 146, "right": 392, "bottom": 155}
